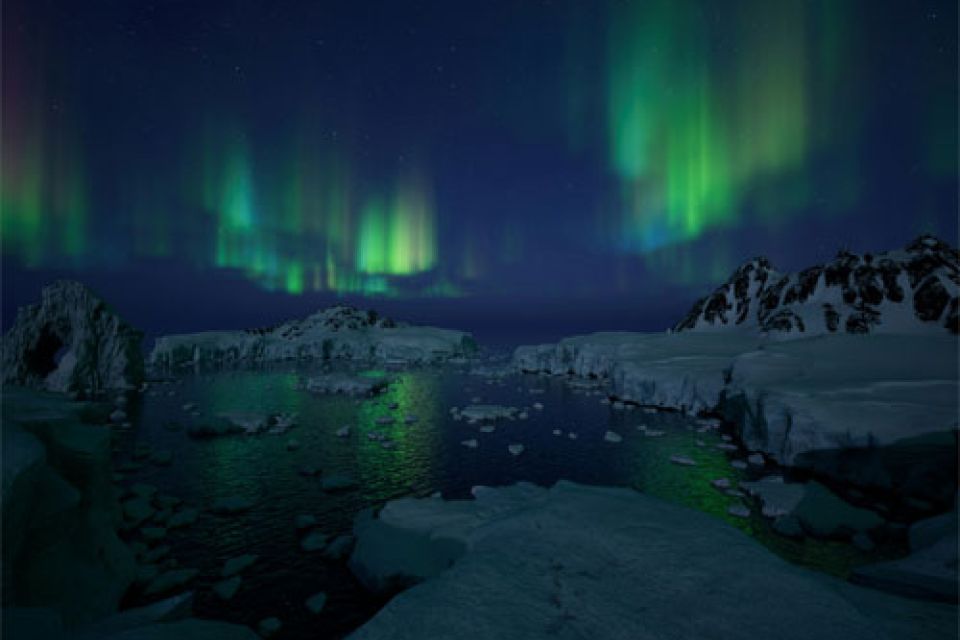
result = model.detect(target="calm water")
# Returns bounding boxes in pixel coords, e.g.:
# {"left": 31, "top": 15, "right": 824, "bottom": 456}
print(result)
{"left": 112, "top": 354, "right": 886, "bottom": 639}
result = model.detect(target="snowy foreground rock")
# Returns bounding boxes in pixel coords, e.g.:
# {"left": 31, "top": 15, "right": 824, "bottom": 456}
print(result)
{"left": 515, "top": 331, "right": 957, "bottom": 504}
{"left": 2, "top": 388, "right": 136, "bottom": 625}
{"left": 149, "top": 305, "right": 476, "bottom": 368}
{"left": 347, "top": 482, "right": 955, "bottom": 640}
{"left": 1, "top": 280, "right": 144, "bottom": 393}
{"left": 2, "top": 607, "right": 259, "bottom": 640}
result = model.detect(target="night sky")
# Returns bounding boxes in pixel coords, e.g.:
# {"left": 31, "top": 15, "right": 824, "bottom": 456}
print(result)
{"left": 3, "top": 0, "right": 957, "bottom": 344}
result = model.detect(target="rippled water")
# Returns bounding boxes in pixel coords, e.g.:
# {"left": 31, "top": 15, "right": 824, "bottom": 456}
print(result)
{"left": 112, "top": 357, "right": 888, "bottom": 639}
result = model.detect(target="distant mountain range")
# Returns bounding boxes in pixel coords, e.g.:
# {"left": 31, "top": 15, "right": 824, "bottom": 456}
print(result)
{"left": 675, "top": 235, "right": 959, "bottom": 336}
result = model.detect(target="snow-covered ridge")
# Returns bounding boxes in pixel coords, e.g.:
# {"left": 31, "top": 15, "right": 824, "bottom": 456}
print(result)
{"left": 675, "top": 235, "right": 959, "bottom": 336}
{"left": 150, "top": 305, "right": 477, "bottom": 368}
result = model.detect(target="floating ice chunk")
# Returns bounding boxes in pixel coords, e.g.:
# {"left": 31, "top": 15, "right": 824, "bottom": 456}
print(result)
{"left": 507, "top": 444, "right": 525, "bottom": 456}
{"left": 728, "top": 505, "right": 751, "bottom": 519}
{"left": 461, "top": 439, "right": 478, "bottom": 449}
{"left": 258, "top": 617, "right": 282, "bottom": 638}
{"left": 670, "top": 455, "right": 696, "bottom": 466}
{"left": 210, "top": 496, "right": 253, "bottom": 515}
{"left": 321, "top": 474, "right": 358, "bottom": 492}
{"left": 604, "top": 431, "right": 623, "bottom": 443}
{"left": 301, "top": 530, "right": 329, "bottom": 551}
{"left": 221, "top": 554, "right": 258, "bottom": 578}
{"left": 305, "top": 592, "right": 327, "bottom": 615}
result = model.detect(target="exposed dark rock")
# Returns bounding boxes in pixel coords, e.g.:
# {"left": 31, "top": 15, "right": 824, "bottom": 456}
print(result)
{"left": 914, "top": 277, "right": 950, "bottom": 322}
{"left": 761, "top": 309, "right": 805, "bottom": 333}
{"left": 877, "top": 259, "right": 905, "bottom": 302}
{"left": 845, "top": 304, "right": 881, "bottom": 334}
{"left": 944, "top": 298, "right": 959, "bottom": 334}
{"left": 823, "top": 304, "right": 840, "bottom": 332}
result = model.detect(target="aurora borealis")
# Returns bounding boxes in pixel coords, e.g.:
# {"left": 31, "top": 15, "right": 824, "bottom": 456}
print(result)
{"left": 2, "top": 0, "right": 957, "bottom": 333}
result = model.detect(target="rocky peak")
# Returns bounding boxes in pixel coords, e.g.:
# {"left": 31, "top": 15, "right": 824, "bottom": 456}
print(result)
{"left": 675, "top": 236, "right": 959, "bottom": 337}
{"left": 1, "top": 280, "right": 144, "bottom": 394}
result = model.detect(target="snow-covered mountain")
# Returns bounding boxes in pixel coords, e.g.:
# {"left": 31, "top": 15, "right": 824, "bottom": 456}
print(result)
{"left": 674, "top": 235, "right": 959, "bottom": 336}
{"left": 150, "top": 305, "right": 476, "bottom": 368}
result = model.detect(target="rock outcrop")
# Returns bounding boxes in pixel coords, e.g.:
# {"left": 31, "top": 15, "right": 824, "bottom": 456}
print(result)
{"left": 674, "top": 235, "right": 959, "bottom": 337}
{"left": 347, "top": 482, "right": 956, "bottom": 640}
{"left": 2, "top": 388, "right": 136, "bottom": 626}
{"left": 1, "top": 280, "right": 144, "bottom": 394}
{"left": 149, "top": 305, "right": 476, "bottom": 368}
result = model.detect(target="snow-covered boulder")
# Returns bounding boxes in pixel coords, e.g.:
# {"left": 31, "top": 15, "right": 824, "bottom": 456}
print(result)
{"left": 1, "top": 281, "right": 144, "bottom": 393}
{"left": 347, "top": 482, "right": 955, "bottom": 640}
{"left": 852, "top": 507, "right": 958, "bottom": 602}
{"left": 739, "top": 477, "right": 806, "bottom": 518}
{"left": 149, "top": 305, "right": 476, "bottom": 368}
{"left": 675, "top": 235, "right": 959, "bottom": 337}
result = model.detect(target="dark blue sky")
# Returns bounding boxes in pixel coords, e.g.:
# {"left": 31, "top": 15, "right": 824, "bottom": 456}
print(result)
{"left": 2, "top": 0, "right": 957, "bottom": 344}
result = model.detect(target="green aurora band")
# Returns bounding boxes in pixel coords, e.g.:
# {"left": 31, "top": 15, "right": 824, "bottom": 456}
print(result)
{"left": 606, "top": 0, "right": 857, "bottom": 259}
{"left": 193, "top": 124, "right": 445, "bottom": 296}
{"left": 2, "top": 41, "right": 87, "bottom": 269}
{"left": 1, "top": 0, "right": 953, "bottom": 297}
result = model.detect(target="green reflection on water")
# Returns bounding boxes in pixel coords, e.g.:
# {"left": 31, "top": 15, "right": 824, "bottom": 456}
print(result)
{"left": 353, "top": 371, "right": 445, "bottom": 496}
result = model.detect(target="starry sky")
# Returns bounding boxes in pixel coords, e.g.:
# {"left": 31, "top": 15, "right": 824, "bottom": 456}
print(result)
{"left": 2, "top": 0, "right": 957, "bottom": 344}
